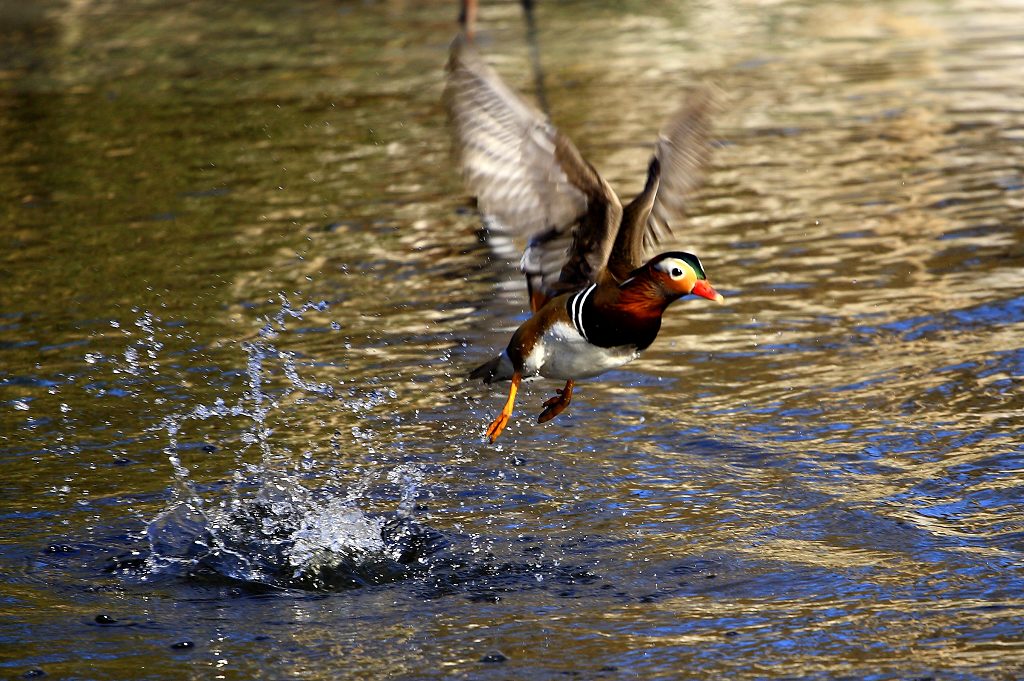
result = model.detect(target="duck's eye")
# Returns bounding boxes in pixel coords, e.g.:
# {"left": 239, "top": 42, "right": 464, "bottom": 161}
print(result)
{"left": 671, "top": 267, "right": 683, "bottom": 278}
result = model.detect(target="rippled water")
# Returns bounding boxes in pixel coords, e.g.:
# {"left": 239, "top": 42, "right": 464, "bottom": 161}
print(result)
{"left": 2, "top": 0, "right": 1023, "bottom": 678}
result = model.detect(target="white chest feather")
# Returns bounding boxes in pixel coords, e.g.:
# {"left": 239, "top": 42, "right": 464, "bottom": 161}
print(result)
{"left": 523, "top": 320, "right": 640, "bottom": 380}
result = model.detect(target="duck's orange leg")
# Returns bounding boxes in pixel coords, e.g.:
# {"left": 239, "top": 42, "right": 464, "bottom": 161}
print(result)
{"left": 537, "top": 378, "right": 574, "bottom": 424}
{"left": 486, "top": 371, "right": 521, "bottom": 443}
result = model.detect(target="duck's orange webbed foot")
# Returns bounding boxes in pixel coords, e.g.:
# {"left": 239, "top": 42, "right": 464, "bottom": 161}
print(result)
{"left": 485, "top": 411, "right": 511, "bottom": 443}
{"left": 485, "top": 372, "right": 521, "bottom": 443}
{"left": 537, "top": 378, "right": 574, "bottom": 424}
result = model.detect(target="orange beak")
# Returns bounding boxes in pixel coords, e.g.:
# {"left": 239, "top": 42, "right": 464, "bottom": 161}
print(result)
{"left": 691, "top": 280, "right": 725, "bottom": 304}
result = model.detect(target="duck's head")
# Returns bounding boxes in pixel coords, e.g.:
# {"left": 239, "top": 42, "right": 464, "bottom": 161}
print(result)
{"left": 629, "top": 252, "right": 725, "bottom": 304}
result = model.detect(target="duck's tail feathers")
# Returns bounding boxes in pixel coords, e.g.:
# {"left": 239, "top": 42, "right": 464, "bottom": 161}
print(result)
{"left": 468, "top": 353, "right": 513, "bottom": 384}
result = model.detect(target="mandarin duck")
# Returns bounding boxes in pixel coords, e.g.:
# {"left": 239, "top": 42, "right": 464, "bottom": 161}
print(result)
{"left": 445, "top": 35, "right": 725, "bottom": 443}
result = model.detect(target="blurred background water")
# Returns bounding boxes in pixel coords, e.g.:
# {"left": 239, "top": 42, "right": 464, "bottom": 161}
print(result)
{"left": 1, "top": 0, "right": 1023, "bottom": 679}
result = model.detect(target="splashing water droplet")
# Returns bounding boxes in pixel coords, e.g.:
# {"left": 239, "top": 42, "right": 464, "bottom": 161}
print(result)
{"left": 135, "top": 294, "right": 434, "bottom": 591}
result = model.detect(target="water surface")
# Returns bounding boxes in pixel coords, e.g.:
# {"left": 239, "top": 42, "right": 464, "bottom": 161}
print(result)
{"left": 2, "top": 0, "right": 1023, "bottom": 679}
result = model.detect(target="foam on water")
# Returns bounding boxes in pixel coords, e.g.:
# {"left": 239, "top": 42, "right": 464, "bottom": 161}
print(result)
{"left": 134, "top": 297, "right": 438, "bottom": 590}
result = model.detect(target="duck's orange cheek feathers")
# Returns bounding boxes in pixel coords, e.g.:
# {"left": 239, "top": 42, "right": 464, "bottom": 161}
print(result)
{"left": 681, "top": 270, "right": 698, "bottom": 295}
{"left": 659, "top": 270, "right": 697, "bottom": 297}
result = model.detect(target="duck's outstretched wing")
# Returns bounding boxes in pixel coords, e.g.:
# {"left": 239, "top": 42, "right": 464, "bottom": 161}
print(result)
{"left": 445, "top": 34, "right": 622, "bottom": 310}
{"left": 606, "top": 86, "right": 718, "bottom": 281}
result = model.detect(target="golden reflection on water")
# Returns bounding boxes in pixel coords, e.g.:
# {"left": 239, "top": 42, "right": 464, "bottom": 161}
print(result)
{"left": 1, "top": 0, "right": 1023, "bottom": 678}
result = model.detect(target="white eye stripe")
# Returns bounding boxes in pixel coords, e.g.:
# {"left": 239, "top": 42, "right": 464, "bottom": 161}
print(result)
{"left": 658, "top": 259, "right": 690, "bottom": 279}
{"left": 656, "top": 254, "right": 704, "bottom": 279}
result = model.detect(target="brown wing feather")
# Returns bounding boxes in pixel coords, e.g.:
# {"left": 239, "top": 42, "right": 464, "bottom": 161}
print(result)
{"left": 605, "top": 86, "right": 719, "bottom": 282}
{"left": 607, "top": 157, "right": 660, "bottom": 282}
{"left": 444, "top": 34, "right": 622, "bottom": 307}
{"left": 646, "top": 85, "right": 719, "bottom": 254}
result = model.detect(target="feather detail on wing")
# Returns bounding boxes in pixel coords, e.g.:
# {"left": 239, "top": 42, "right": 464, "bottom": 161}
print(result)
{"left": 444, "top": 34, "right": 622, "bottom": 309}
{"left": 646, "top": 85, "right": 720, "bottom": 254}
{"left": 605, "top": 85, "right": 718, "bottom": 282}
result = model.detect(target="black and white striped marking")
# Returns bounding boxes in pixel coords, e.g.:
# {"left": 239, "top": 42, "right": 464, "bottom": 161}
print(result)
{"left": 568, "top": 284, "right": 597, "bottom": 342}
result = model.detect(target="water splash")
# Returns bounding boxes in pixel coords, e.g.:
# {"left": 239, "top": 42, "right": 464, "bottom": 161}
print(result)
{"left": 131, "top": 295, "right": 439, "bottom": 591}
